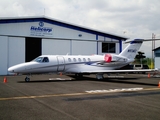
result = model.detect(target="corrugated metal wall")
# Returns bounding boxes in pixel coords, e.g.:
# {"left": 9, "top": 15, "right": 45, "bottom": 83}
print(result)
{"left": 155, "top": 58, "right": 160, "bottom": 69}
{"left": 42, "top": 39, "right": 70, "bottom": 55}
{"left": 0, "top": 36, "right": 8, "bottom": 75}
{"left": 0, "top": 36, "right": 25, "bottom": 75}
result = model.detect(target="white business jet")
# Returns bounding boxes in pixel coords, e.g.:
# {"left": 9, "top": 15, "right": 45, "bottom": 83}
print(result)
{"left": 8, "top": 39, "right": 155, "bottom": 82}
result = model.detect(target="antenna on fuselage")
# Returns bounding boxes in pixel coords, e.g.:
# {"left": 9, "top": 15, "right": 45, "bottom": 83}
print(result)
{"left": 66, "top": 53, "right": 70, "bottom": 55}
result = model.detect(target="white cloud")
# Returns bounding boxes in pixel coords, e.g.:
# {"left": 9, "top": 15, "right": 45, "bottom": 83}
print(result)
{"left": 0, "top": 0, "right": 160, "bottom": 57}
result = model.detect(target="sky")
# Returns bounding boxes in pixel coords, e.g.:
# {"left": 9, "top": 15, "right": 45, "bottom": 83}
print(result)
{"left": 0, "top": 0, "right": 160, "bottom": 57}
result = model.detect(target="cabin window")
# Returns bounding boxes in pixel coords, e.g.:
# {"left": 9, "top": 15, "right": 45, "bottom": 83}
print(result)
{"left": 42, "top": 57, "right": 49, "bottom": 62}
{"left": 88, "top": 58, "right": 91, "bottom": 62}
{"left": 78, "top": 58, "right": 81, "bottom": 62}
{"left": 33, "top": 57, "right": 43, "bottom": 62}
{"left": 33, "top": 57, "right": 49, "bottom": 63}
{"left": 102, "top": 43, "right": 115, "bottom": 53}
{"left": 68, "top": 58, "right": 71, "bottom": 62}
{"left": 73, "top": 58, "right": 76, "bottom": 62}
{"left": 83, "top": 58, "right": 86, "bottom": 62}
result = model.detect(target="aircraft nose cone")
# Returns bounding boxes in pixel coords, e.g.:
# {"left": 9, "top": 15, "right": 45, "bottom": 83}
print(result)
{"left": 8, "top": 63, "right": 27, "bottom": 73}
{"left": 8, "top": 67, "right": 15, "bottom": 73}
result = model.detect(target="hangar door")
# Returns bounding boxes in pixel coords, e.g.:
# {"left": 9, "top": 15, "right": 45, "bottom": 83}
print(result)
{"left": 25, "top": 37, "right": 41, "bottom": 62}
{"left": 72, "top": 41, "right": 97, "bottom": 55}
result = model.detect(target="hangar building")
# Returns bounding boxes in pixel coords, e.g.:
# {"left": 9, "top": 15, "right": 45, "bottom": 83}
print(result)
{"left": 153, "top": 47, "right": 160, "bottom": 69}
{"left": 0, "top": 16, "right": 127, "bottom": 75}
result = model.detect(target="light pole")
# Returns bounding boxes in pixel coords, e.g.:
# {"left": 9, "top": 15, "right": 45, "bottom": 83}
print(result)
{"left": 152, "top": 33, "right": 156, "bottom": 69}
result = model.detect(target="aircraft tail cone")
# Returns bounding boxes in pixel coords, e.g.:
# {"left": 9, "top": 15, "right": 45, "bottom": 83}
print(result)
{"left": 158, "top": 81, "right": 160, "bottom": 88}
{"left": 3, "top": 77, "right": 7, "bottom": 83}
{"left": 148, "top": 73, "right": 150, "bottom": 78}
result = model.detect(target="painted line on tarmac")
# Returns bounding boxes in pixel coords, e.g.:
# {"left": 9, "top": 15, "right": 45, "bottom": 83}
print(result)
{"left": 0, "top": 93, "right": 88, "bottom": 101}
{"left": 85, "top": 87, "right": 143, "bottom": 93}
{"left": 49, "top": 78, "right": 72, "bottom": 80}
{"left": 0, "top": 87, "right": 160, "bottom": 101}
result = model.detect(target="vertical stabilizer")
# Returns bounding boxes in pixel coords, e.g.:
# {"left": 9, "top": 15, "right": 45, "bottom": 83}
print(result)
{"left": 119, "top": 39, "right": 143, "bottom": 60}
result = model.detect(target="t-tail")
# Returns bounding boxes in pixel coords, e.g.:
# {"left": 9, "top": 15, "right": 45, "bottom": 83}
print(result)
{"left": 119, "top": 39, "right": 143, "bottom": 60}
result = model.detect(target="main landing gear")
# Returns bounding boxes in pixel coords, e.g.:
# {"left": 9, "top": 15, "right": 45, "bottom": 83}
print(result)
{"left": 96, "top": 73, "right": 104, "bottom": 80}
{"left": 75, "top": 73, "right": 83, "bottom": 79}
{"left": 75, "top": 73, "right": 104, "bottom": 80}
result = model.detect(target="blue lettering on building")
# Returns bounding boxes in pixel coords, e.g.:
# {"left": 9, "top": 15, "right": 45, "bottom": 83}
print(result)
{"left": 30, "top": 22, "right": 53, "bottom": 36}
{"left": 30, "top": 26, "right": 52, "bottom": 32}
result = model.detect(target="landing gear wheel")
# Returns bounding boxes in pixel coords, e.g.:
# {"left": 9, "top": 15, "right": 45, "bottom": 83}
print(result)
{"left": 25, "top": 77, "right": 30, "bottom": 82}
{"left": 75, "top": 73, "right": 83, "bottom": 79}
{"left": 96, "top": 74, "right": 104, "bottom": 80}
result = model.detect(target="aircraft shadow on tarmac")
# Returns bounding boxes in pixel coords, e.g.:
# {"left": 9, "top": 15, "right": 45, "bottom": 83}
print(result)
{"left": 17, "top": 75, "right": 157, "bottom": 86}
{"left": 17, "top": 75, "right": 136, "bottom": 83}
{"left": 102, "top": 79, "right": 157, "bottom": 86}
{"left": 17, "top": 79, "right": 77, "bottom": 83}
{"left": 68, "top": 75, "right": 157, "bottom": 86}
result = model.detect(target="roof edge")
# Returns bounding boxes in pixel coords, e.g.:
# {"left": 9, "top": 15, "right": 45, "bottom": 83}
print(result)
{"left": 0, "top": 16, "right": 128, "bottom": 41}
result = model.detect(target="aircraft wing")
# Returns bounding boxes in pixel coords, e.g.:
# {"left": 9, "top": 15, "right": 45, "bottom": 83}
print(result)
{"left": 85, "top": 69, "right": 156, "bottom": 73}
{"left": 66, "top": 68, "right": 156, "bottom": 73}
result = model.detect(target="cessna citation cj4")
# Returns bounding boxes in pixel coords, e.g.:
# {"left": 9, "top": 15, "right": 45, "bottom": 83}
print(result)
{"left": 8, "top": 39, "right": 155, "bottom": 82}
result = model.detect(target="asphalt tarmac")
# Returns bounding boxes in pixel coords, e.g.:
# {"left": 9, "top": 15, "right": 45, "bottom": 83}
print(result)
{"left": 0, "top": 74, "right": 160, "bottom": 120}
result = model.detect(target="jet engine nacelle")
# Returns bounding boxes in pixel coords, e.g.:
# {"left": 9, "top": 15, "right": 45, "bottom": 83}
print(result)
{"left": 104, "top": 54, "right": 128, "bottom": 63}
{"left": 104, "top": 54, "right": 112, "bottom": 62}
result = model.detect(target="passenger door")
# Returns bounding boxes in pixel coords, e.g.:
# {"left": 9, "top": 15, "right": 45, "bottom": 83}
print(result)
{"left": 57, "top": 56, "right": 65, "bottom": 72}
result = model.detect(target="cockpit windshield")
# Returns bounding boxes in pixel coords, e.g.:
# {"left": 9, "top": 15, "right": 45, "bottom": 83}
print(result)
{"left": 33, "top": 57, "right": 49, "bottom": 63}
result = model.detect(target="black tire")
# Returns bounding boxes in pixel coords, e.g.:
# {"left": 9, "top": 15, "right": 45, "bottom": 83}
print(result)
{"left": 25, "top": 77, "right": 30, "bottom": 82}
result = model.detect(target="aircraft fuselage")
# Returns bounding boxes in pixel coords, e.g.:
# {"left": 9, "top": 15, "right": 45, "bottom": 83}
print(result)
{"left": 8, "top": 54, "right": 129, "bottom": 74}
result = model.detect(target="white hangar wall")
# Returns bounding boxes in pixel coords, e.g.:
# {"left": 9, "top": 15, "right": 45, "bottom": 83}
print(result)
{"left": 154, "top": 48, "right": 160, "bottom": 69}
{"left": 0, "top": 36, "right": 8, "bottom": 75}
{"left": 155, "top": 58, "right": 160, "bottom": 69}
{"left": 42, "top": 39, "right": 71, "bottom": 55}
{"left": 71, "top": 40, "right": 97, "bottom": 55}
{"left": 8, "top": 37, "right": 25, "bottom": 68}
{"left": 0, "top": 36, "right": 25, "bottom": 75}
{"left": 0, "top": 22, "right": 96, "bottom": 40}
{"left": 0, "top": 22, "right": 31, "bottom": 36}
{"left": 42, "top": 39, "right": 97, "bottom": 55}
{"left": 53, "top": 25, "right": 96, "bottom": 40}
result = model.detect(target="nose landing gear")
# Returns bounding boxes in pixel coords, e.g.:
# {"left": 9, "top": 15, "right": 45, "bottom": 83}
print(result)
{"left": 25, "top": 76, "right": 30, "bottom": 82}
{"left": 96, "top": 73, "right": 104, "bottom": 80}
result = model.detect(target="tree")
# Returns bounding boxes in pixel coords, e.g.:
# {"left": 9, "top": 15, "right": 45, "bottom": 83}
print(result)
{"left": 135, "top": 51, "right": 146, "bottom": 64}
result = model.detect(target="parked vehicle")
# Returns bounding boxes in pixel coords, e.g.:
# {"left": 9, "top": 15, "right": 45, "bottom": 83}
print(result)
{"left": 133, "top": 64, "right": 149, "bottom": 74}
{"left": 133, "top": 64, "right": 149, "bottom": 70}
